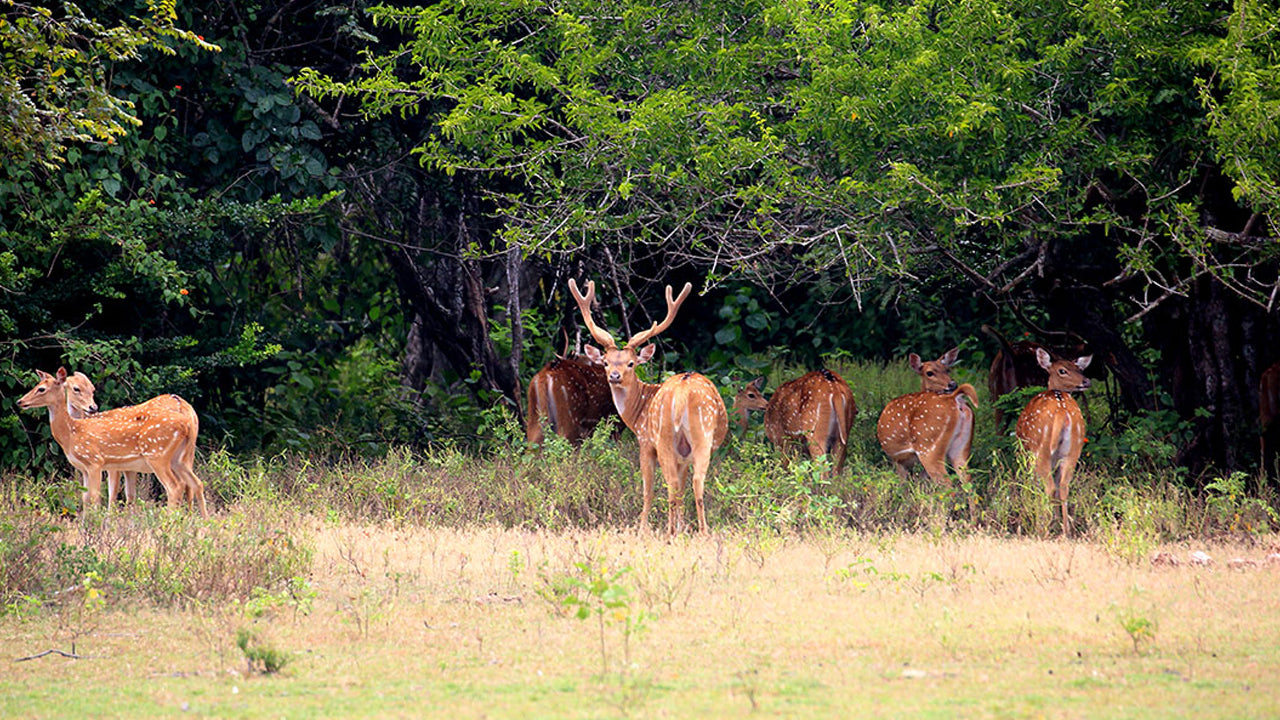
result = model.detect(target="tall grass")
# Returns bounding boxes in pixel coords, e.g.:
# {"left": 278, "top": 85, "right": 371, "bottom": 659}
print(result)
{"left": 3, "top": 357, "right": 1276, "bottom": 618}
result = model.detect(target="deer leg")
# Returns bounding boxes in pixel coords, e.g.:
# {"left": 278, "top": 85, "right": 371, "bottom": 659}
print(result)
{"left": 1057, "top": 457, "right": 1079, "bottom": 537}
{"left": 660, "top": 456, "right": 686, "bottom": 535}
{"left": 106, "top": 471, "right": 120, "bottom": 509}
{"left": 173, "top": 455, "right": 208, "bottom": 517}
{"left": 148, "top": 462, "right": 185, "bottom": 510}
{"left": 890, "top": 457, "right": 912, "bottom": 482}
{"left": 84, "top": 467, "right": 104, "bottom": 509}
{"left": 918, "top": 449, "right": 953, "bottom": 488}
{"left": 690, "top": 451, "right": 713, "bottom": 535}
{"left": 638, "top": 448, "right": 657, "bottom": 532}
{"left": 124, "top": 472, "right": 137, "bottom": 506}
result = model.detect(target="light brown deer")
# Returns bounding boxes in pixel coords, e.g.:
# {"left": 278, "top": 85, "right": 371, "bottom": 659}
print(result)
{"left": 876, "top": 348, "right": 978, "bottom": 487}
{"left": 732, "top": 370, "right": 857, "bottom": 476}
{"left": 64, "top": 393, "right": 142, "bottom": 508}
{"left": 525, "top": 354, "right": 616, "bottom": 446}
{"left": 1260, "top": 361, "right": 1280, "bottom": 477}
{"left": 17, "top": 368, "right": 207, "bottom": 516}
{"left": 569, "top": 278, "right": 728, "bottom": 534}
{"left": 1014, "top": 349, "right": 1093, "bottom": 536}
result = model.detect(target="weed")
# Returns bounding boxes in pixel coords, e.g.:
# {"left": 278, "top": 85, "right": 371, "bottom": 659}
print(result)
{"left": 1203, "top": 471, "right": 1278, "bottom": 538}
{"left": 235, "top": 627, "right": 291, "bottom": 674}
{"left": 557, "top": 562, "right": 649, "bottom": 677}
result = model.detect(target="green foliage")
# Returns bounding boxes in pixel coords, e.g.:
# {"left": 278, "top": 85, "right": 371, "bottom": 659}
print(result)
{"left": 0, "top": 0, "right": 218, "bottom": 169}
{"left": 235, "top": 627, "right": 292, "bottom": 675}
{"left": 1203, "top": 471, "right": 1278, "bottom": 538}
{"left": 0, "top": 487, "right": 313, "bottom": 612}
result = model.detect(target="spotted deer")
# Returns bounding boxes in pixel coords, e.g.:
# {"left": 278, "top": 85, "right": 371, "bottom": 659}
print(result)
{"left": 876, "top": 348, "right": 978, "bottom": 487}
{"left": 17, "top": 368, "right": 207, "bottom": 515}
{"left": 525, "top": 354, "right": 616, "bottom": 446}
{"left": 569, "top": 279, "right": 728, "bottom": 534}
{"left": 732, "top": 370, "right": 857, "bottom": 476}
{"left": 1014, "top": 349, "right": 1093, "bottom": 535}
{"left": 1259, "top": 361, "right": 1280, "bottom": 477}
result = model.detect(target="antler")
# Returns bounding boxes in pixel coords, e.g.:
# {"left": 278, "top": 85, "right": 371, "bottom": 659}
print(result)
{"left": 568, "top": 279, "right": 617, "bottom": 350}
{"left": 627, "top": 282, "right": 692, "bottom": 348}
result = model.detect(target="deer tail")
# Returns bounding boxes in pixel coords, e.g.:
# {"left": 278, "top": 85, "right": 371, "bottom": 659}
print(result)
{"left": 981, "top": 324, "right": 1016, "bottom": 354}
{"left": 956, "top": 383, "right": 979, "bottom": 408}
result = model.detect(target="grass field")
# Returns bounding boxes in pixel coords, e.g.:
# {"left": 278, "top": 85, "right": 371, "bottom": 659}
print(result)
{"left": 6, "top": 357, "right": 1279, "bottom": 717}
{"left": 4, "top": 517, "right": 1278, "bottom": 719}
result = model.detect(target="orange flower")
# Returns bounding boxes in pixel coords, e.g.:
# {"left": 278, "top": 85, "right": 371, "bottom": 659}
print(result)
{"left": 179, "top": 289, "right": 189, "bottom": 296}
{"left": 174, "top": 84, "right": 182, "bottom": 90}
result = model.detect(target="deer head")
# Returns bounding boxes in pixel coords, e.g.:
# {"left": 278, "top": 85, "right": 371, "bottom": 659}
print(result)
{"left": 1037, "top": 348, "right": 1092, "bottom": 392}
{"left": 17, "top": 368, "right": 98, "bottom": 416}
{"left": 569, "top": 278, "right": 691, "bottom": 388}
{"left": 910, "top": 347, "right": 960, "bottom": 393}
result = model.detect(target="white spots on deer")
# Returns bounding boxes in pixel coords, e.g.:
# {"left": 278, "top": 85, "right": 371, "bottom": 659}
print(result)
{"left": 1015, "top": 350, "right": 1093, "bottom": 536}
{"left": 569, "top": 279, "right": 727, "bottom": 534}
{"left": 17, "top": 368, "right": 207, "bottom": 516}
{"left": 877, "top": 349, "right": 976, "bottom": 487}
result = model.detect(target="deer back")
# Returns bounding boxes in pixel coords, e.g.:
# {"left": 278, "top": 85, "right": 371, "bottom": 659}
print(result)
{"left": 640, "top": 372, "right": 727, "bottom": 457}
{"left": 764, "top": 370, "right": 855, "bottom": 448}
{"left": 526, "top": 356, "right": 615, "bottom": 443}
{"left": 877, "top": 384, "right": 977, "bottom": 459}
{"left": 70, "top": 394, "right": 199, "bottom": 468}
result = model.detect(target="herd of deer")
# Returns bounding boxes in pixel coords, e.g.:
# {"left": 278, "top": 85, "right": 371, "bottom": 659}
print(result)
{"left": 16, "top": 281, "right": 1280, "bottom": 537}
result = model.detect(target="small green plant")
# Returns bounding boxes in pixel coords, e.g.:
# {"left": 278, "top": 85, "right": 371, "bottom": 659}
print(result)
{"left": 1204, "top": 471, "right": 1278, "bottom": 537}
{"left": 235, "top": 627, "right": 291, "bottom": 674}
{"left": 1117, "top": 610, "right": 1157, "bottom": 655}
{"left": 559, "top": 562, "right": 649, "bottom": 677}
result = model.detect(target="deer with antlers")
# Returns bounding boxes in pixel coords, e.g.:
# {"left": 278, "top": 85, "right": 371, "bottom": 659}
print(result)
{"left": 569, "top": 278, "right": 727, "bottom": 534}
{"left": 1014, "top": 349, "right": 1093, "bottom": 535}
{"left": 1259, "top": 361, "right": 1280, "bottom": 477}
{"left": 525, "top": 353, "right": 616, "bottom": 446}
{"left": 732, "top": 370, "right": 857, "bottom": 477}
{"left": 17, "top": 368, "right": 207, "bottom": 516}
{"left": 876, "top": 348, "right": 978, "bottom": 487}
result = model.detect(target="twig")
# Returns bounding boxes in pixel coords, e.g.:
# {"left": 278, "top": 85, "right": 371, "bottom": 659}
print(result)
{"left": 15, "top": 649, "right": 93, "bottom": 662}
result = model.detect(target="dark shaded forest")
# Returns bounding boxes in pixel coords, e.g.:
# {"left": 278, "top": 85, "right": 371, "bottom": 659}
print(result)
{"left": 2, "top": 0, "right": 1278, "bottom": 479}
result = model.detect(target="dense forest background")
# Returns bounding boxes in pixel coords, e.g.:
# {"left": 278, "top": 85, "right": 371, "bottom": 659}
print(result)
{"left": 2, "top": 0, "right": 1278, "bottom": 479}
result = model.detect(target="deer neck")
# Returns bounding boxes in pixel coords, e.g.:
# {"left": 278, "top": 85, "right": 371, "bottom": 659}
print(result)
{"left": 45, "top": 396, "right": 82, "bottom": 460}
{"left": 610, "top": 378, "right": 660, "bottom": 435}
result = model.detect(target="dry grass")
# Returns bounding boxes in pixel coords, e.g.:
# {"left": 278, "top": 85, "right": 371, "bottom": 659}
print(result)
{"left": 4, "top": 522, "right": 1279, "bottom": 718}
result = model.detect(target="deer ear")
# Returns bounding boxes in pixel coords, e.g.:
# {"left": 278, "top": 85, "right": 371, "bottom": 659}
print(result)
{"left": 583, "top": 345, "right": 605, "bottom": 365}
{"left": 34, "top": 369, "right": 51, "bottom": 381}
{"left": 55, "top": 367, "right": 67, "bottom": 381}
{"left": 909, "top": 353, "right": 924, "bottom": 373}
{"left": 636, "top": 345, "right": 657, "bottom": 365}
{"left": 939, "top": 346, "right": 960, "bottom": 367}
{"left": 750, "top": 376, "right": 766, "bottom": 392}
{"left": 1035, "top": 348, "right": 1053, "bottom": 371}
{"left": 1074, "top": 355, "right": 1093, "bottom": 371}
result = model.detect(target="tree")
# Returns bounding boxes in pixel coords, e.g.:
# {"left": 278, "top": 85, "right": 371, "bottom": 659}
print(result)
{"left": 296, "top": 0, "right": 1279, "bottom": 470}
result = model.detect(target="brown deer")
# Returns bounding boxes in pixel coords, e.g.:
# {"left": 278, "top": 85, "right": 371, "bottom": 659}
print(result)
{"left": 525, "top": 354, "right": 616, "bottom": 446}
{"left": 17, "top": 368, "right": 207, "bottom": 516}
{"left": 876, "top": 348, "right": 978, "bottom": 487}
{"left": 732, "top": 370, "right": 857, "bottom": 476}
{"left": 1014, "top": 349, "right": 1093, "bottom": 536}
{"left": 569, "top": 278, "right": 727, "bottom": 534}
{"left": 65, "top": 395, "right": 142, "bottom": 508}
{"left": 982, "top": 324, "right": 1094, "bottom": 431}
{"left": 1261, "top": 361, "right": 1280, "bottom": 477}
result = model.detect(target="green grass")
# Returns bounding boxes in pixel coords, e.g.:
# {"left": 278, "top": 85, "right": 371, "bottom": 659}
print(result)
{"left": 3, "top": 524, "right": 1278, "bottom": 718}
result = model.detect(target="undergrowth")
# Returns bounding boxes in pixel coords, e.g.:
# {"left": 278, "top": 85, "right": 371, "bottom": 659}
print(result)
{"left": 4, "top": 360, "right": 1278, "bottom": 618}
